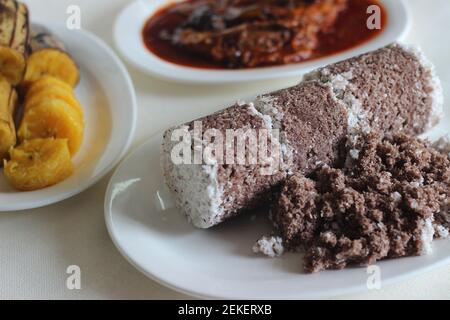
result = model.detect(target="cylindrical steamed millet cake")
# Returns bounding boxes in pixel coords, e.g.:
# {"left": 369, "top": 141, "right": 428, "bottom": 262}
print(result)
{"left": 161, "top": 43, "right": 443, "bottom": 229}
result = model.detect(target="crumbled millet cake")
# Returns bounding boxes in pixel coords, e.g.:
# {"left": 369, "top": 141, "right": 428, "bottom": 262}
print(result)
{"left": 273, "top": 133, "right": 450, "bottom": 273}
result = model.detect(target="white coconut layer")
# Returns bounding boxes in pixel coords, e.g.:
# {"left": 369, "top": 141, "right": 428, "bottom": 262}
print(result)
{"left": 420, "top": 218, "right": 435, "bottom": 255}
{"left": 304, "top": 62, "right": 371, "bottom": 137}
{"left": 399, "top": 43, "right": 444, "bottom": 130}
{"left": 161, "top": 125, "right": 224, "bottom": 228}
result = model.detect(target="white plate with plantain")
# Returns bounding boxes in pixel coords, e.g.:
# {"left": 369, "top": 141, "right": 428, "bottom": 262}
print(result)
{"left": 0, "top": 22, "right": 137, "bottom": 211}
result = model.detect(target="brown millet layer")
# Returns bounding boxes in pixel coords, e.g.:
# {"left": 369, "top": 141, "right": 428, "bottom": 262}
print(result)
{"left": 306, "top": 44, "right": 438, "bottom": 134}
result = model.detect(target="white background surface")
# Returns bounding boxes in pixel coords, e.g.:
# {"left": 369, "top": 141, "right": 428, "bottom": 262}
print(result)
{"left": 0, "top": 0, "right": 449, "bottom": 299}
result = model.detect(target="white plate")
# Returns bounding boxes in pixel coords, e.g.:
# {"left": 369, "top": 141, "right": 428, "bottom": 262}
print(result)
{"left": 114, "top": 0, "right": 410, "bottom": 84}
{"left": 0, "top": 25, "right": 137, "bottom": 212}
{"left": 105, "top": 126, "right": 450, "bottom": 300}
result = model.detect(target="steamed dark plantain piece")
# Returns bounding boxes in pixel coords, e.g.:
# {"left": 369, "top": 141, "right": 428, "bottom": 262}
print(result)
{"left": 0, "top": 0, "right": 30, "bottom": 85}
{"left": 0, "top": 75, "right": 18, "bottom": 162}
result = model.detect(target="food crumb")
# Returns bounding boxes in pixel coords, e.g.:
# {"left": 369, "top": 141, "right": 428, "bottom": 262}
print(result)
{"left": 349, "top": 149, "right": 360, "bottom": 160}
{"left": 436, "top": 225, "right": 450, "bottom": 239}
{"left": 252, "top": 236, "right": 284, "bottom": 258}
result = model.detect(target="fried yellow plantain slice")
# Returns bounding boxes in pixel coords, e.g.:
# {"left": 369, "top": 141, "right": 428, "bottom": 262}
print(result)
{"left": 4, "top": 138, "right": 74, "bottom": 191}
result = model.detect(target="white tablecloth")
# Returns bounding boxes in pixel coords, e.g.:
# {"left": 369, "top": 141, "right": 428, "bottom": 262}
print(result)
{"left": 0, "top": 0, "right": 449, "bottom": 299}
